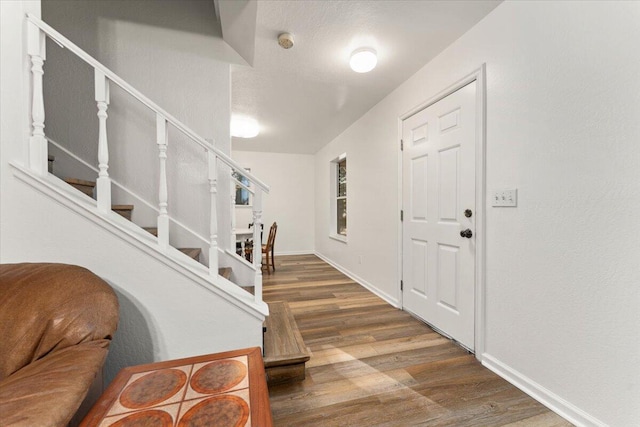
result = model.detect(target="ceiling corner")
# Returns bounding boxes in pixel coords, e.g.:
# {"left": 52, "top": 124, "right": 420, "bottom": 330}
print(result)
{"left": 215, "top": 0, "right": 257, "bottom": 67}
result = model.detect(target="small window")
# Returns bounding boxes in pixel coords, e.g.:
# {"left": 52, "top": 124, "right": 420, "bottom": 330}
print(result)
{"left": 330, "top": 154, "right": 347, "bottom": 241}
{"left": 233, "top": 168, "right": 251, "bottom": 206}
{"left": 336, "top": 158, "right": 347, "bottom": 236}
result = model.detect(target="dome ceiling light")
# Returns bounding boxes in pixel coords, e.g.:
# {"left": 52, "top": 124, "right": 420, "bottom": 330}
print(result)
{"left": 231, "top": 116, "right": 260, "bottom": 138}
{"left": 278, "top": 33, "right": 294, "bottom": 49}
{"left": 349, "top": 48, "right": 377, "bottom": 73}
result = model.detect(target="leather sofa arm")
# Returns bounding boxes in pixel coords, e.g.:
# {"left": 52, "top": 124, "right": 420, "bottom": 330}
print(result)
{"left": 0, "top": 340, "right": 110, "bottom": 427}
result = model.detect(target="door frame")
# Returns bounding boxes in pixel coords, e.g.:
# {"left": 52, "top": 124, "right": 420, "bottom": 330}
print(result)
{"left": 397, "top": 64, "right": 487, "bottom": 360}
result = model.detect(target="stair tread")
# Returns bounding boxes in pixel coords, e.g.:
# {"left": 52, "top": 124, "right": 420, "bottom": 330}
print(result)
{"left": 219, "top": 267, "right": 232, "bottom": 280}
{"left": 48, "top": 155, "right": 55, "bottom": 161}
{"left": 178, "top": 248, "right": 201, "bottom": 260}
{"left": 143, "top": 227, "right": 158, "bottom": 236}
{"left": 112, "top": 205, "right": 134, "bottom": 210}
{"left": 64, "top": 177, "right": 96, "bottom": 187}
{"left": 263, "top": 301, "right": 310, "bottom": 367}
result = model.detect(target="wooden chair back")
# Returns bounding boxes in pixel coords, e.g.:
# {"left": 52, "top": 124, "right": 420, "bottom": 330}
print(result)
{"left": 265, "top": 222, "right": 277, "bottom": 251}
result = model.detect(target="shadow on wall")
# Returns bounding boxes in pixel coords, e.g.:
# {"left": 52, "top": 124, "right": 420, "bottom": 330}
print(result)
{"left": 104, "top": 285, "right": 156, "bottom": 385}
{"left": 43, "top": 0, "right": 221, "bottom": 38}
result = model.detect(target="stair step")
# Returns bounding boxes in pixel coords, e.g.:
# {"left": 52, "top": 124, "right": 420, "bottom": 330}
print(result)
{"left": 63, "top": 179, "right": 134, "bottom": 221}
{"left": 64, "top": 177, "right": 95, "bottom": 197}
{"left": 48, "top": 155, "right": 54, "bottom": 173}
{"left": 263, "top": 301, "right": 310, "bottom": 386}
{"left": 219, "top": 267, "right": 232, "bottom": 280}
{"left": 112, "top": 205, "right": 134, "bottom": 221}
{"left": 178, "top": 248, "right": 201, "bottom": 261}
{"left": 143, "top": 227, "right": 158, "bottom": 236}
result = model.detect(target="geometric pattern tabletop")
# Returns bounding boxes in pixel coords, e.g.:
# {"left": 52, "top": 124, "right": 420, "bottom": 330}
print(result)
{"left": 81, "top": 347, "right": 272, "bottom": 427}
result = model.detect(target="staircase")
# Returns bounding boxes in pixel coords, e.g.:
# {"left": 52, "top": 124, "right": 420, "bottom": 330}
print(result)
{"left": 15, "top": 12, "right": 279, "bottom": 364}
{"left": 63, "top": 177, "right": 204, "bottom": 262}
{"left": 20, "top": 13, "right": 313, "bottom": 383}
{"left": 24, "top": 13, "right": 270, "bottom": 291}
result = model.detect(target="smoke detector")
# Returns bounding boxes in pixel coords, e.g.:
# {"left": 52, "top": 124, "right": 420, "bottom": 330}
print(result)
{"left": 278, "top": 33, "right": 294, "bottom": 49}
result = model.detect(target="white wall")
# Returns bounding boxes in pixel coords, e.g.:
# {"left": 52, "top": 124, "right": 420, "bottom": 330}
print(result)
{"left": 0, "top": 0, "right": 38, "bottom": 176}
{"left": 1, "top": 0, "right": 263, "bottom": 386}
{"left": 315, "top": 1, "right": 640, "bottom": 425}
{"left": 232, "top": 150, "right": 315, "bottom": 255}
{"left": 2, "top": 172, "right": 264, "bottom": 385}
{"left": 41, "top": 0, "right": 233, "bottom": 255}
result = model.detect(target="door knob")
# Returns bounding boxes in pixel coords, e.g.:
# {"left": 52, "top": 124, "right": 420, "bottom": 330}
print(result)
{"left": 464, "top": 209, "right": 472, "bottom": 218}
{"left": 460, "top": 229, "right": 473, "bottom": 238}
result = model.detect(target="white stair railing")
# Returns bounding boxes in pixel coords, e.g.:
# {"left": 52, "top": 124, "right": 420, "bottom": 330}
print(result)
{"left": 208, "top": 151, "right": 219, "bottom": 276}
{"left": 251, "top": 190, "right": 263, "bottom": 301}
{"left": 95, "top": 70, "right": 111, "bottom": 212}
{"left": 26, "top": 14, "right": 269, "bottom": 303}
{"left": 27, "top": 21, "right": 47, "bottom": 176}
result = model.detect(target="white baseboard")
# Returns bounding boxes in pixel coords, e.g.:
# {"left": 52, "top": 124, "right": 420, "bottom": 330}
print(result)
{"left": 481, "top": 354, "right": 606, "bottom": 427}
{"left": 314, "top": 251, "right": 400, "bottom": 308}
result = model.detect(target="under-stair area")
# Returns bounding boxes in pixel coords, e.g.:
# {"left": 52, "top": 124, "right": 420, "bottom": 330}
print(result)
{"left": 58, "top": 161, "right": 312, "bottom": 386}
{"left": 62, "top": 174, "right": 204, "bottom": 264}
{"left": 21, "top": 12, "right": 312, "bottom": 397}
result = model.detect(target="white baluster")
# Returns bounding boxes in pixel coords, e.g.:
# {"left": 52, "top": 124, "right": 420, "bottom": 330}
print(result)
{"left": 208, "top": 151, "right": 219, "bottom": 276}
{"left": 27, "top": 22, "right": 47, "bottom": 176}
{"left": 230, "top": 176, "right": 237, "bottom": 251}
{"left": 252, "top": 189, "right": 263, "bottom": 302}
{"left": 156, "top": 114, "right": 169, "bottom": 249}
{"left": 95, "top": 70, "right": 111, "bottom": 211}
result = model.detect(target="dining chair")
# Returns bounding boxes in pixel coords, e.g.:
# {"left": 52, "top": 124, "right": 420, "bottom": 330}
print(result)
{"left": 262, "top": 222, "right": 278, "bottom": 273}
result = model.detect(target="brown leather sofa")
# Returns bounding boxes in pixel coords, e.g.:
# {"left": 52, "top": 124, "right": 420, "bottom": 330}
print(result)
{"left": 0, "top": 263, "right": 119, "bottom": 427}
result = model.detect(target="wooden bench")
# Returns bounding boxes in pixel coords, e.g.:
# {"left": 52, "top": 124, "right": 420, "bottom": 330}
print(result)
{"left": 263, "top": 301, "right": 310, "bottom": 385}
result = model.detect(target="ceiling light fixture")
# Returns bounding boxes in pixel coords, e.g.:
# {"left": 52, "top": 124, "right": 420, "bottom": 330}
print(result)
{"left": 231, "top": 116, "right": 260, "bottom": 138}
{"left": 349, "top": 48, "right": 377, "bottom": 73}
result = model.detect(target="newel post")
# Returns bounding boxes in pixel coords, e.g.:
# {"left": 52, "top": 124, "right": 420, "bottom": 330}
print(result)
{"left": 230, "top": 179, "right": 237, "bottom": 250}
{"left": 95, "top": 70, "right": 111, "bottom": 211}
{"left": 252, "top": 189, "right": 263, "bottom": 302}
{"left": 156, "top": 114, "right": 169, "bottom": 249}
{"left": 27, "top": 21, "right": 47, "bottom": 175}
{"left": 208, "top": 151, "right": 219, "bottom": 276}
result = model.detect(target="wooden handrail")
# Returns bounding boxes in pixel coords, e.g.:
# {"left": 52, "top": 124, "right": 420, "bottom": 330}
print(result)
{"left": 26, "top": 13, "right": 269, "bottom": 194}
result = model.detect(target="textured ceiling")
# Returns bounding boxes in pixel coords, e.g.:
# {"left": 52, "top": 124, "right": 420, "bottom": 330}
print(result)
{"left": 231, "top": 0, "right": 501, "bottom": 154}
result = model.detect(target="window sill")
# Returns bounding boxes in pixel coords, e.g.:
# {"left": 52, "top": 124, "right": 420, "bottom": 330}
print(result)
{"left": 329, "top": 233, "right": 347, "bottom": 244}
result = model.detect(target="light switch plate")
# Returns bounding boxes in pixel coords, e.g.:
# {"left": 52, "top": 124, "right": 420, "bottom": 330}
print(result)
{"left": 492, "top": 189, "right": 517, "bottom": 207}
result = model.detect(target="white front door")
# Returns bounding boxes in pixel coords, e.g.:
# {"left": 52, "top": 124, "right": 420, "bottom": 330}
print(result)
{"left": 402, "top": 81, "right": 477, "bottom": 350}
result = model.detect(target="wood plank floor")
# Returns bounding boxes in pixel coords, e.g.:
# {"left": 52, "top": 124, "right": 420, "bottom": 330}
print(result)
{"left": 263, "top": 255, "right": 572, "bottom": 427}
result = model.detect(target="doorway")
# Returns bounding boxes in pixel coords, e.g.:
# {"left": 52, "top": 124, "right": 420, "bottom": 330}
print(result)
{"left": 400, "top": 68, "right": 485, "bottom": 353}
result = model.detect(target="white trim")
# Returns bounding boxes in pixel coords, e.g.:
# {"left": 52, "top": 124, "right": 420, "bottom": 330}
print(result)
{"left": 314, "top": 251, "right": 400, "bottom": 308}
{"left": 398, "top": 64, "right": 487, "bottom": 358}
{"left": 396, "top": 115, "right": 404, "bottom": 309}
{"left": 474, "top": 64, "right": 488, "bottom": 359}
{"left": 223, "top": 248, "right": 255, "bottom": 269}
{"left": 329, "top": 233, "right": 347, "bottom": 244}
{"left": 482, "top": 354, "right": 606, "bottom": 427}
{"left": 329, "top": 153, "right": 347, "bottom": 239}
{"left": 11, "top": 162, "right": 268, "bottom": 319}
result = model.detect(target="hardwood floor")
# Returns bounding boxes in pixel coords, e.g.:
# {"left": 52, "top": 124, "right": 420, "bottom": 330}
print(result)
{"left": 263, "top": 255, "right": 572, "bottom": 427}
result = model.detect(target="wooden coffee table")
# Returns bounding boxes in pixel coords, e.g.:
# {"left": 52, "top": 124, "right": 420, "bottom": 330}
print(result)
{"left": 81, "top": 347, "right": 272, "bottom": 427}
